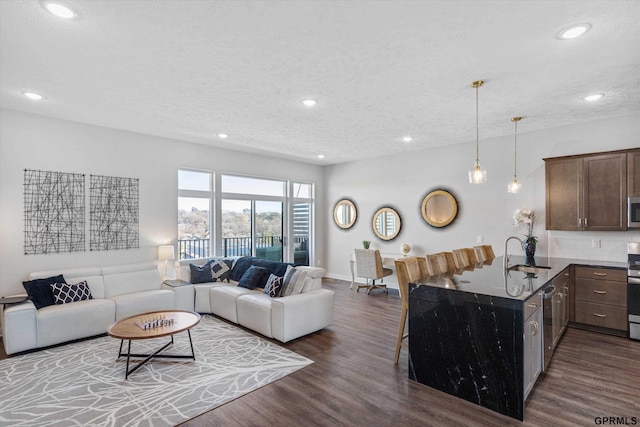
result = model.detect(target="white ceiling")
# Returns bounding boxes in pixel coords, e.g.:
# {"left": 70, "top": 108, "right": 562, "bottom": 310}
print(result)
{"left": 1, "top": 1, "right": 639, "bottom": 165}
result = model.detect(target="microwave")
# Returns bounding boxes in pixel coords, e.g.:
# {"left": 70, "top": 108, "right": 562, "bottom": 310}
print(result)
{"left": 630, "top": 197, "right": 640, "bottom": 228}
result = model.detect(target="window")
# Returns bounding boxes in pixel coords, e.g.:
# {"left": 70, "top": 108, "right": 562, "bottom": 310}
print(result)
{"left": 177, "top": 172, "right": 315, "bottom": 265}
{"left": 178, "top": 170, "right": 212, "bottom": 259}
{"left": 221, "top": 175, "right": 285, "bottom": 262}
{"left": 292, "top": 182, "right": 313, "bottom": 266}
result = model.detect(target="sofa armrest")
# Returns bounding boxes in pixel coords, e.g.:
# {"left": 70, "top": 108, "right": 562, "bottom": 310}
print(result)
{"left": 270, "top": 288, "right": 334, "bottom": 343}
{"left": 2, "top": 301, "right": 38, "bottom": 355}
{"left": 294, "top": 266, "right": 325, "bottom": 279}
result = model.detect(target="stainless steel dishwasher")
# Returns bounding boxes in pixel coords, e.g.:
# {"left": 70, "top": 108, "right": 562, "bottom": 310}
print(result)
{"left": 542, "top": 283, "right": 566, "bottom": 371}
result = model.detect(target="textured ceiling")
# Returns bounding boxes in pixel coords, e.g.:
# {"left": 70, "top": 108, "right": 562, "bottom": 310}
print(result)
{"left": 1, "top": 0, "right": 639, "bottom": 165}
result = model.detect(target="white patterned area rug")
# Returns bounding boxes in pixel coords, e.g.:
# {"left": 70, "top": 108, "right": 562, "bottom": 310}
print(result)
{"left": 0, "top": 315, "right": 313, "bottom": 426}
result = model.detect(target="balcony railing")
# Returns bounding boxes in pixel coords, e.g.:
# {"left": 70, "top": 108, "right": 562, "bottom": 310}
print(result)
{"left": 178, "top": 235, "right": 308, "bottom": 264}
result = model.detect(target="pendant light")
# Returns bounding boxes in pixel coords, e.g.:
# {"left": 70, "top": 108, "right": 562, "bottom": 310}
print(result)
{"left": 508, "top": 117, "right": 522, "bottom": 193}
{"left": 468, "top": 80, "right": 487, "bottom": 184}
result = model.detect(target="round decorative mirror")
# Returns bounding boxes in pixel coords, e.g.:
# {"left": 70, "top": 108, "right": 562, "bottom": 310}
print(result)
{"left": 333, "top": 199, "right": 357, "bottom": 229}
{"left": 372, "top": 207, "right": 402, "bottom": 241}
{"left": 421, "top": 189, "right": 458, "bottom": 228}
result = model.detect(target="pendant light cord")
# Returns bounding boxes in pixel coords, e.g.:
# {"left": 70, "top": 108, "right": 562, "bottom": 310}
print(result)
{"left": 475, "top": 85, "right": 479, "bottom": 163}
{"left": 513, "top": 119, "right": 517, "bottom": 177}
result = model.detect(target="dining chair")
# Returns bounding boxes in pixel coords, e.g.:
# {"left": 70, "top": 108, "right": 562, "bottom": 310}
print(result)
{"left": 354, "top": 249, "right": 392, "bottom": 294}
{"left": 394, "top": 257, "right": 423, "bottom": 364}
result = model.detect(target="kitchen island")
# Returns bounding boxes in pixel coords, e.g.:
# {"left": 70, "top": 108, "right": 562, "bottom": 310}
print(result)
{"left": 408, "top": 255, "right": 626, "bottom": 421}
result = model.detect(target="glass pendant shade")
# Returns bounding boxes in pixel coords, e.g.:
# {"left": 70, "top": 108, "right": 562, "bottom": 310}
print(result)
{"left": 508, "top": 117, "right": 522, "bottom": 193}
{"left": 508, "top": 177, "right": 521, "bottom": 193}
{"left": 468, "top": 80, "right": 486, "bottom": 184}
{"left": 469, "top": 160, "right": 487, "bottom": 184}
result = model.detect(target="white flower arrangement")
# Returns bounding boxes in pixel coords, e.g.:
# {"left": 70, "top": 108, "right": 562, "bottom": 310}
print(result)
{"left": 513, "top": 208, "right": 537, "bottom": 246}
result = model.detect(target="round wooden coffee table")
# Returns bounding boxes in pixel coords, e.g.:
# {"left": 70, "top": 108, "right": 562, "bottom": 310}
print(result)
{"left": 108, "top": 310, "right": 201, "bottom": 379}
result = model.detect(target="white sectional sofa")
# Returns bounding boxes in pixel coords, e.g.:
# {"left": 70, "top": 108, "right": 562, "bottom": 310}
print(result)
{"left": 177, "top": 257, "right": 334, "bottom": 343}
{"left": 2, "top": 262, "right": 177, "bottom": 355}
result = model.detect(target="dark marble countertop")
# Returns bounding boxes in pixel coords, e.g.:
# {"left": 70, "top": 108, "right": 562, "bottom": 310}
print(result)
{"left": 412, "top": 256, "right": 627, "bottom": 301}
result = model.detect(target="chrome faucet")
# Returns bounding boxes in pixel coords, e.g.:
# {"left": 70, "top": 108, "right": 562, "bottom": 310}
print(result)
{"left": 503, "top": 236, "right": 525, "bottom": 270}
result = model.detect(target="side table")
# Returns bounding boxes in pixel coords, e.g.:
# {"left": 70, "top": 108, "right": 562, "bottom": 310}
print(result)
{"left": 162, "top": 280, "right": 194, "bottom": 311}
{"left": 1, "top": 295, "right": 29, "bottom": 310}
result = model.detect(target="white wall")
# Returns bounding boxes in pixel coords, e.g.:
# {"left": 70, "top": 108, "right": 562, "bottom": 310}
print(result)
{"left": 324, "top": 114, "right": 640, "bottom": 286}
{"left": 0, "top": 109, "right": 325, "bottom": 296}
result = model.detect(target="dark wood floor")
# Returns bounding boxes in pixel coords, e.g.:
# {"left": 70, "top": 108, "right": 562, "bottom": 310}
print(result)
{"left": 182, "top": 279, "right": 640, "bottom": 427}
{"left": 3, "top": 279, "right": 638, "bottom": 426}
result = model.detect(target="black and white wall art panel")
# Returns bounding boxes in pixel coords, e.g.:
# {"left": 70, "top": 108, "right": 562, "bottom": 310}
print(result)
{"left": 90, "top": 174, "right": 139, "bottom": 251}
{"left": 23, "top": 169, "right": 86, "bottom": 254}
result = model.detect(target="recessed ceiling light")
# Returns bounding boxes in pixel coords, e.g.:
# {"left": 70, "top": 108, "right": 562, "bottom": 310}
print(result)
{"left": 301, "top": 99, "right": 317, "bottom": 107}
{"left": 218, "top": 133, "right": 229, "bottom": 139}
{"left": 22, "top": 91, "right": 44, "bottom": 100}
{"left": 317, "top": 154, "right": 325, "bottom": 159}
{"left": 583, "top": 93, "right": 604, "bottom": 102}
{"left": 402, "top": 136, "right": 413, "bottom": 143}
{"left": 559, "top": 23, "right": 591, "bottom": 39}
{"left": 41, "top": 1, "right": 77, "bottom": 19}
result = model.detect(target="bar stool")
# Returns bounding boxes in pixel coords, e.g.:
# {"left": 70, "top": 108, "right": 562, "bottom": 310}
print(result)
{"left": 426, "top": 253, "right": 448, "bottom": 276}
{"left": 452, "top": 248, "right": 472, "bottom": 269}
{"left": 394, "top": 257, "right": 423, "bottom": 364}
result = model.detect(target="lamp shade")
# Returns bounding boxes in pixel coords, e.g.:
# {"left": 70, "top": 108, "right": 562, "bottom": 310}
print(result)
{"left": 158, "top": 245, "right": 175, "bottom": 261}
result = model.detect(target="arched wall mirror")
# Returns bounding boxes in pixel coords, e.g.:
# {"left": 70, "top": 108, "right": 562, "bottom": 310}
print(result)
{"left": 333, "top": 199, "right": 357, "bottom": 229}
{"left": 421, "top": 189, "right": 459, "bottom": 228}
{"left": 372, "top": 207, "right": 402, "bottom": 241}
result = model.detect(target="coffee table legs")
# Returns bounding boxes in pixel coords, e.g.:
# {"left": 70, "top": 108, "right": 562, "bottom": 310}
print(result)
{"left": 117, "top": 330, "right": 196, "bottom": 379}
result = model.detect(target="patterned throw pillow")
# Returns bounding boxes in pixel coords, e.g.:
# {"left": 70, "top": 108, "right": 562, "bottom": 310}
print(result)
{"left": 190, "top": 261, "right": 214, "bottom": 284}
{"left": 280, "top": 266, "right": 308, "bottom": 297}
{"left": 264, "top": 274, "right": 283, "bottom": 298}
{"left": 50, "top": 281, "right": 93, "bottom": 304}
{"left": 210, "top": 258, "right": 233, "bottom": 282}
{"left": 22, "top": 274, "right": 67, "bottom": 309}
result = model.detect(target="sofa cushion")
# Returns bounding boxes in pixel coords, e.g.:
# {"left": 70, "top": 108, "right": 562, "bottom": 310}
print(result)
{"left": 51, "top": 281, "right": 93, "bottom": 304}
{"left": 190, "top": 261, "right": 214, "bottom": 284}
{"left": 37, "top": 299, "right": 115, "bottom": 348}
{"left": 22, "top": 274, "right": 66, "bottom": 309}
{"left": 264, "top": 274, "right": 283, "bottom": 298}
{"left": 280, "top": 266, "right": 308, "bottom": 297}
{"left": 209, "top": 286, "right": 253, "bottom": 323}
{"left": 229, "top": 257, "right": 293, "bottom": 282}
{"left": 238, "top": 266, "right": 269, "bottom": 290}
{"left": 236, "top": 293, "right": 273, "bottom": 338}
{"left": 111, "top": 290, "right": 175, "bottom": 320}
{"left": 103, "top": 268, "right": 162, "bottom": 298}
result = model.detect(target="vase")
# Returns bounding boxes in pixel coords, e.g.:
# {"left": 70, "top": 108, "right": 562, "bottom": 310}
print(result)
{"left": 525, "top": 242, "right": 536, "bottom": 265}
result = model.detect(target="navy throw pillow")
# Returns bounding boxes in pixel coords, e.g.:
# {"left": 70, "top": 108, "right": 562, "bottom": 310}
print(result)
{"left": 264, "top": 274, "right": 284, "bottom": 298}
{"left": 22, "top": 274, "right": 66, "bottom": 310}
{"left": 190, "top": 261, "right": 213, "bottom": 284}
{"left": 237, "top": 266, "right": 269, "bottom": 290}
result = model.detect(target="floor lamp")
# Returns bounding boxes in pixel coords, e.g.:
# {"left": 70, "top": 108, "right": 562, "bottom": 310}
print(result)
{"left": 158, "top": 245, "right": 175, "bottom": 280}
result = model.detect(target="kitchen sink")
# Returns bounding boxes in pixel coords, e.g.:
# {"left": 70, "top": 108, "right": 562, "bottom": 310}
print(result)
{"left": 508, "top": 264, "right": 552, "bottom": 274}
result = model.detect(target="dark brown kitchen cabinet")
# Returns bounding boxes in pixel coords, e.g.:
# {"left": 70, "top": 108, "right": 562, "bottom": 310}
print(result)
{"left": 545, "top": 152, "right": 627, "bottom": 231}
{"left": 574, "top": 266, "right": 627, "bottom": 332}
{"left": 628, "top": 149, "right": 640, "bottom": 197}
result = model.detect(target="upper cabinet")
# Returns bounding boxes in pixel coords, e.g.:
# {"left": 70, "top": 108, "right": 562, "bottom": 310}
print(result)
{"left": 628, "top": 149, "right": 640, "bottom": 197}
{"left": 545, "top": 151, "right": 627, "bottom": 231}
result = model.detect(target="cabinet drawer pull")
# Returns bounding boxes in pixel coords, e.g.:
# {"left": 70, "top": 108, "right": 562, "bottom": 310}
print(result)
{"left": 531, "top": 320, "right": 539, "bottom": 336}
{"left": 527, "top": 303, "right": 538, "bottom": 308}
{"left": 593, "top": 290, "right": 607, "bottom": 294}
{"left": 593, "top": 313, "right": 607, "bottom": 318}
{"left": 578, "top": 218, "right": 582, "bottom": 227}
{"left": 585, "top": 218, "right": 588, "bottom": 227}
{"left": 593, "top": 272, "right": 607, "bottom": 277}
